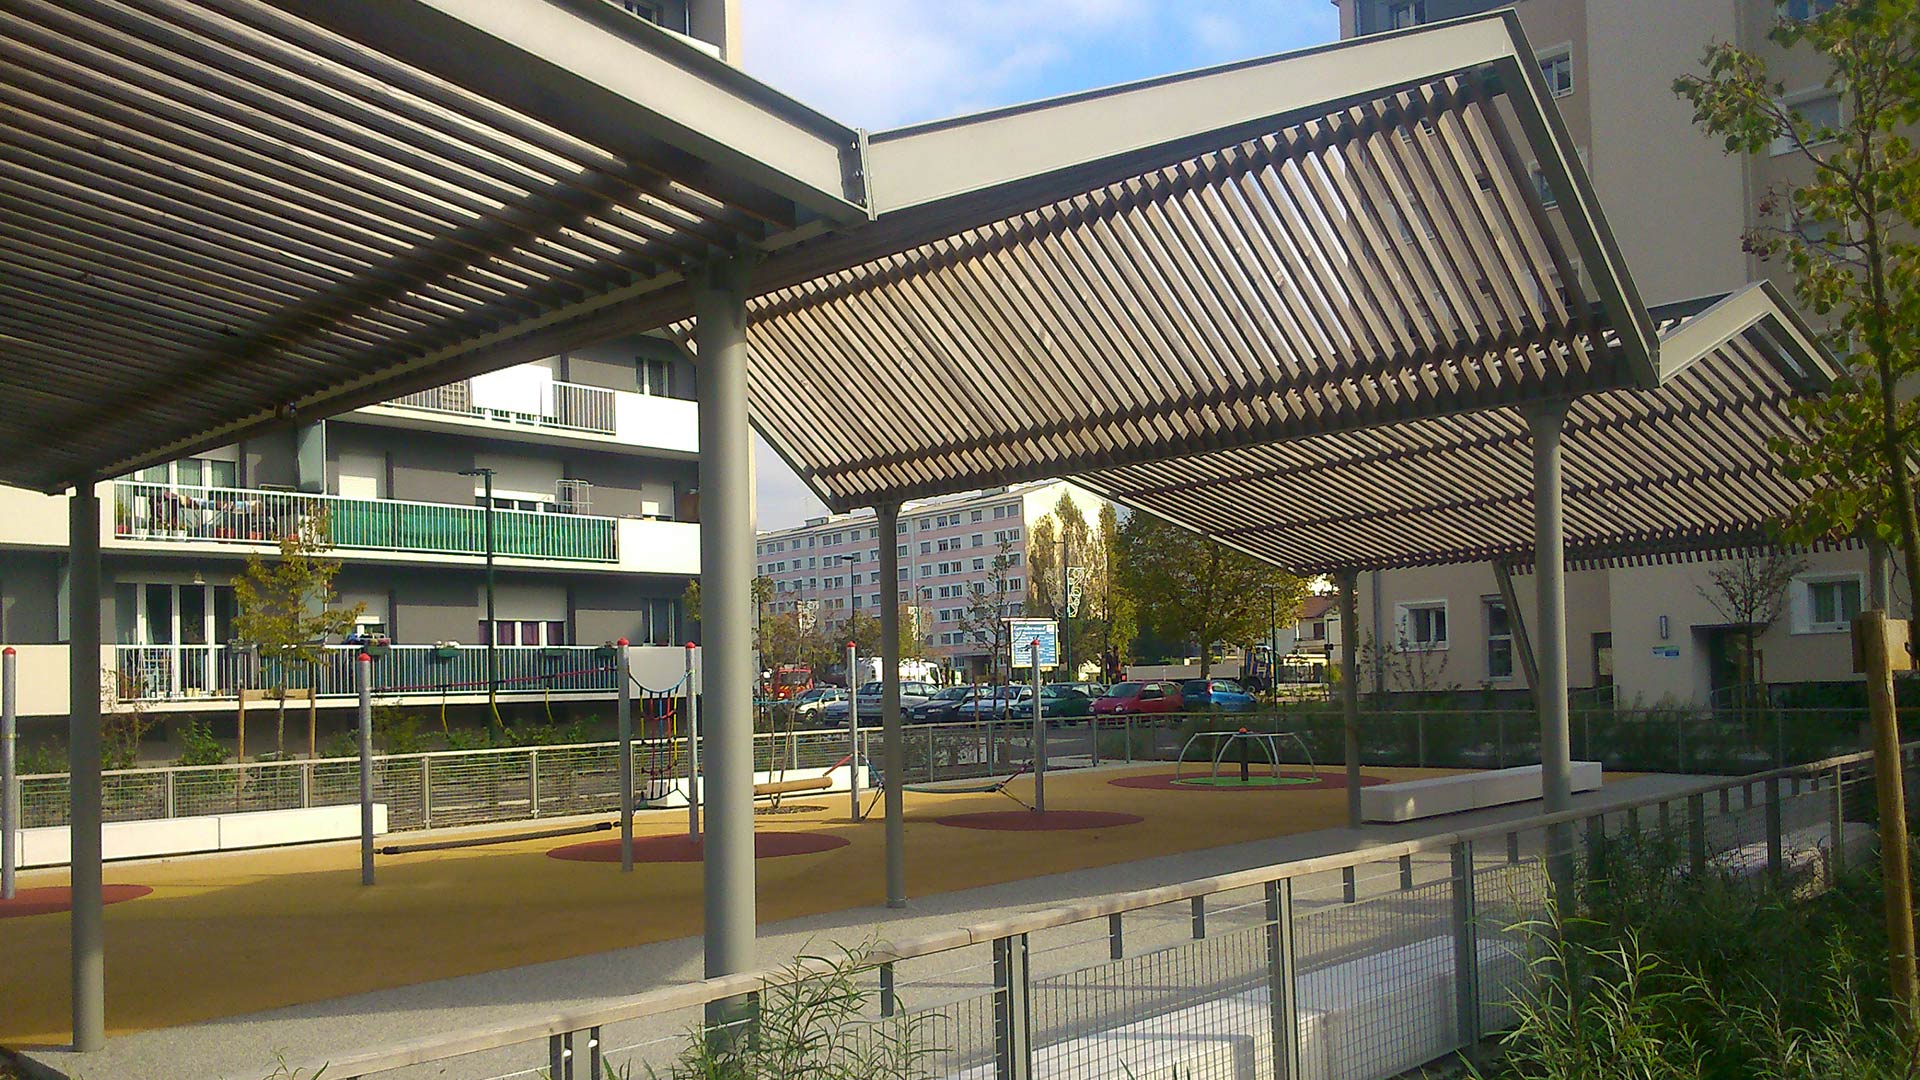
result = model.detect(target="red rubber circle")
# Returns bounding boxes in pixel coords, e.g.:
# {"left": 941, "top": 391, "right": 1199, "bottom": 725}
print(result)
{"left": 932, "top": 809, "right": 1143, "bottom": 831}
{"left": 548, "top": 832, "right": 849, "bottom": 863}
{"left": 1108, "top": 771, "right": 1389, "bottom": 792}
{"left": 0, "top": 884, "right": 153, "bottom": 919}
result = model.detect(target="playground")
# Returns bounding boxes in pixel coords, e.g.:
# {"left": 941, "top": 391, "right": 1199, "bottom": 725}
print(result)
{"left": 0, "top": 758, "right": 1469, "bottom": 1047}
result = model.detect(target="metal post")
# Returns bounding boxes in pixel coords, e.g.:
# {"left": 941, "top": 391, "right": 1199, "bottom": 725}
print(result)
{"left": 694, "top": 253, "right": 758, "bottom": 999}
{"left": 69, "top": 480, "right": 105, "bottom": 1050}
{"left": 1030, "top": 638, "right": 1045, "bottom": 814}
{"left": 1451, "top": 841, "right": 1482, "bottom": 1046}
{"left": 1342, "top": 866, "right": 1356, "bottom": 903}
{"left": 1527, "top": 399, "right": 1575, "bottom": 905}
{"left": 1399, "top": 853, "right": 1414, "bottom": 891}
{"left": 877, "top": 503, "right": 906, "bottom": 908}
{"left": 1059, "top": 530, "right": 1071, "bottom": 684}
{"left": 1507, "top": 830, "right": 1520, "bottom": 865}
{"left": 879, "top": 962, "right": 897, "bottom": 1018}
{"left": 847, "top": 640, "right": 861, "bottom": 822}
{"left": 618, "top": 639, "right": 633, "bottom": 872}
{"left": 527, "top": 749, "right": 539, "bottom": 820}
{"left": 1764, "top": 775, "right": 1784, "bottom": 888}
{"left": 1, "top": 647, "right": 14, "bottom": 900}
{"left": 358, "top": 652, "right": 373, "bottom": 887}
{"left": 1265, "top": 880, "right": 1301, "bottom": 1080}
{"left": 686, "top": 643, "right": 700, "bottom": 841}
{"left": 1688, "top": 792, "right": 1707, "bottom": 877}
{"left": 421, "top": 756, "right": 433, "bottom": 829}
{"left": 1336, "top": 569, "right": 1362, "bottom": 829}
{"left": 461, "top": 468, "right": 500, "bottom": 728}
{"left": 1191, "top": 896, "right": 1206, "bottom": 939}
{"left": 1830, "top": 765, "right": 1847, "bottom": 883}
{"left": 1107, "top": 913, "right": 1123, "bottom": 960}
{"left": 993, "top": 934, "right": 1034, "bottom": 1080}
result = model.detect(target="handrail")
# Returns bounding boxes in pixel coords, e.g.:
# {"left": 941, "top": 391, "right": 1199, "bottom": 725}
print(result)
{"left": 304, "top": 738, "right": 1914, "bottom": 1078}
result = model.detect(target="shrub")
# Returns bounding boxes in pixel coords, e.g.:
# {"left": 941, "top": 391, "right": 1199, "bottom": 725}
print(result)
{"left": 174, "top": 720, "right": 229, "bottom": 767}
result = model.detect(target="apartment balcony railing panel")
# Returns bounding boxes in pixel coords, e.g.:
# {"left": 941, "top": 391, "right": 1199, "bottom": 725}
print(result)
{"left": 112, "top": 644, "right": 622, "bottom": 702}
{"left": 384, "top": 379, "right": 617, "bottom": 435}
{"left": 112, "top": 481, "right": 619, "bottom": 563}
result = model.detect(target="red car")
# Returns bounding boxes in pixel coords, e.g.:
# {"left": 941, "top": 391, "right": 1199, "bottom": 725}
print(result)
{"left": 1091, "top": 680, "right": 1185, "bottom": 716}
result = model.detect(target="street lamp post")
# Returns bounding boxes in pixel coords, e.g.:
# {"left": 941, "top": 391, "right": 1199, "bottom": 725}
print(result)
{"left": 831, "top": 553, "right": 860, "bottom": 681}
{"left": 460, "top": 467, "right": 499, "bottom": 728}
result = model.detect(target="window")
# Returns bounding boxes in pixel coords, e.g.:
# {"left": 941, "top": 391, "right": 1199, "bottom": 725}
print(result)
{"left": 1485, "top": 598, "right": 1514, "bottom": 680}
{"left": 1801, "top": 575, "right": 1863, "bottom": 632}
{"left": 1529, "top": 164, "right": 1557, "bottom": 210}
{"left": 971, "top": 533, "right": 984, "bottom": 547}
{"left": 919, "top": 542, "right": 931, "bottom": 555}
{"left": 919, "top": 565, "right": 932, "bottom": 578}
{"left": 637, "top": 357, "right": 673, "bottom": 397}
{"left": 1772, "top": 91, "right": 1842, "bottom": 156}
{"left": 1777, "top": 0, "right": 1837, "bottom": 20}
{"left": 1538, "top": 47, "right": 1573, "bottom": 97}
{"left": 1387, "top": 0, "right": 1425, "bottom": 29}
{"left": 614, "top": 0, "right": 665, "bottom": 25}
{"left": 918, "top": 518, "right": 931, "bottom": 531}
{"left": 1395, "top": 601, "right": 1449, "bottom": 650}
{"left": 971, "top": 510, "right": 983, "bottom": 522}
{"left": 973, "top": 558, "right": 985, "bottom": 571}
{"left": 478, "top": 620, "right": 567, "bottom": 646}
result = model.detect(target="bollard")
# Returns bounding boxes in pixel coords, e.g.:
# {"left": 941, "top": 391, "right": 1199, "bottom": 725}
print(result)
{"left": 357, "top": 652, "right": 374, "bottom": 887}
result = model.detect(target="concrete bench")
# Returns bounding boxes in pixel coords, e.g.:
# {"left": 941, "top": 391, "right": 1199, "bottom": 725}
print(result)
{"left": 15, "top": 803, "right": 389, "bottom": 868}
{"left": 1710, "top": 821, "right": 1875, "bottom": 887}
{"left": 1362, "top": 762, "right": 1603, "bottom": 823}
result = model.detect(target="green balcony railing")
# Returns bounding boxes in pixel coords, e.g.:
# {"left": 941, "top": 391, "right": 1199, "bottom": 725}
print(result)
{"left": 113, "top": 480, "right": 618, "bottom": 563}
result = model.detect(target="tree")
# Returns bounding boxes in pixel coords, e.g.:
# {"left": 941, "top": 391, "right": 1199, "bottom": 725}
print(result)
{"left": 1694, "top": 548, "right": 1809, "bottom": 711}
{"left": 232, "top": 505, "right": 363, "bottom": 756}
{"left": 1083, "top": 504, "right": 1138, "bottom": 669}
{"left": 1674, "top": 0, "right": 1920, "bottom": 1023}
{"left": 959, "top": 538, "right": 1019, "bottom": 682}
{"left": 1113, "top": 513, "right": 1309, "bottom": 678}
{"left": 1025, "top": 492, "right": 1126, "bottom": 677}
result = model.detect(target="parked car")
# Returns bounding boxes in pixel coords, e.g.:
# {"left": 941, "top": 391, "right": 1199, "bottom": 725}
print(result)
{"left": 822, "top": 680, "right": 940, "bottom": 722}
{"left": 908, "top": 684, "right": 982, "bottom": 724}
{"left": 1009, "top": 684, "right": 1092, "bottom": 720}
{"left": 1064, "top": 681, "right": 1108, "bottom": 701}
{"left": 1091, "top": 680, "right": 1185, "bottom": 716}
{"left": 955, "top": 685, "right": 1032, "bottom": 720}
{"left": 787, "top": 687, "right": 846, "bottom": 721}
{"left": 1181, "top": 678, "right": 1257, "bottom": 713}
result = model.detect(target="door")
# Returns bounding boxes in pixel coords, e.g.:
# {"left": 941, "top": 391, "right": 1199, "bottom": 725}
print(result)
{"left": 1591, "top": 632, "right": 1614, "bottom": 695}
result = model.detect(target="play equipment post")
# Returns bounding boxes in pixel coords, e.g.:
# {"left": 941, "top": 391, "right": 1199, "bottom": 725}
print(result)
{"left": 685, "top": 642, "right": 700, "bottom": 841}
{"left": 847, "top": 640, "right": 861, "bottom": 821}
{"left": 1031, "top": 638, "right": 1046, "bottom": 814}
{"left": 357, "top": 652, "right": 373, "bottom": 887}
{"left": 617, "top": 638, "right": 633, "bottom": 872}
{"left": 2, "top": 646, "right": 15, "bottom": 900}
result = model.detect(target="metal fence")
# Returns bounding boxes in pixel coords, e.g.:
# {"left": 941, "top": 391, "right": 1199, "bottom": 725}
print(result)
{"left": 112, "top": 480, "right": 619, "bottom": 562}
{"left": 110, "top": 643, "right": 623, "bottom": 703}
{"left": 294, "top": 741, "right": 1903, "bottom": 1080}
{"left": 386, "top": 379, "right": 617, "bottom": 435}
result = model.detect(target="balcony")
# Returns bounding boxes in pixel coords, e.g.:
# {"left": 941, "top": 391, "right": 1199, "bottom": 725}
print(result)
{"left": 366, "top": 379, "right": 698, "bottom": 456}
{"left": 112, "top": 480, "right": 619, "bottom": 564}
{"left": 114, "top": 643, "right": 630, "bottom": 702}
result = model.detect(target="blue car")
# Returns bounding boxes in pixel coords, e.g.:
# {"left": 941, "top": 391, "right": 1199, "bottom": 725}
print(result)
{"left": 1181, "top": 678, "right": 1257, "bottom": 712}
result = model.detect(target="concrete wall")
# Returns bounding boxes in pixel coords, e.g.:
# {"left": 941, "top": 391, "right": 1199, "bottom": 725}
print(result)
{"left": 573, "top": 577, "right": 689, "bottom": 647}
{"left": 1359, "top": 562, "right": 1611, "bottom": 694}
{"left": 391, "top": 572, "right": 486, "bottom": 645}
{"left": 0, "top": 551, "right": 63, "bottom": 643}
{"left": 562, "top": 335, "right": 696, "bottom": 400}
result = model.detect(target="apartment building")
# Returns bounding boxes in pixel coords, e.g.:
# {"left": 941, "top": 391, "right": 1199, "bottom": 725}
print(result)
{"left": 1335, "top": 0, "right": 1892, "bottom": 706}
{"left": 755, "top": 482, "right": 1110, "bottom": 677}
{"left": 0, "top": 336, "right": 703, "bottom": 720}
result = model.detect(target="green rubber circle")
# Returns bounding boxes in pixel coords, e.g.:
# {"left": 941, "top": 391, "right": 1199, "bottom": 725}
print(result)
{"left": 1171, "top": 774, "right": 1319, "bottom": 788}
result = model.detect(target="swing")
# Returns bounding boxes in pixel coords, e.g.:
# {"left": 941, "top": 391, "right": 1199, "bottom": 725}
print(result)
{"left": 904, "top": 762, "right": 1037, "bottom": 810}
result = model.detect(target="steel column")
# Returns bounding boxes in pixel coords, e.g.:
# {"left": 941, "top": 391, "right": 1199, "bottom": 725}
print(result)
{"left": 1450, "top": 841, "right": 1482, "bottom": 1047}
{"left": 1830, "top": 765, "right": 1847, "bottom": 883}
{"left": 618, "top": 639, "right": 633, "bottom": 872}
{"left": 69, "top": 481, "right": 105, "bottom": 1050}
{"left": 686, "top": 643, "right": 700, "bottom": 840}
{"left": 877, "top": 503, "right": 906, "bottom": 907}
{"left": 358, "top": 653, "right": 374, "bottom": 886}
{"left": 1765, "top": 775, "right": 1784, "bottom": 887}
{"left": 1527, "top": 399, "right": 1575, "bottom": 903}
{"left": 1030, "top": 639, "right": 1045, "bottom": 814}
{"left": 694, "top": 253, "right": 757, "bottom": 1000}
{"left": 993, "top": 934, "right": 1033, "bottom": 1080}
{"left": 847, "top": 641, "right": 861, "bottom": 821}
{"left": 2, "top": 646, "right": 14, "bottom": 900}
{"left": 1336, "top": 569, "right": 1362, "bottom": 828}
{"left": 1265, "top": 879, "right": 1301, "bottom": 1080}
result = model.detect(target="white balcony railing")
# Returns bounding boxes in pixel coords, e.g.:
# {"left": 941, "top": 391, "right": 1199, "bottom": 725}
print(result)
{"left": 386, "top": 379, "right": 617, "bottom": 435}
{"left": 112, "top": 480, "right": 619, "bottom": 563}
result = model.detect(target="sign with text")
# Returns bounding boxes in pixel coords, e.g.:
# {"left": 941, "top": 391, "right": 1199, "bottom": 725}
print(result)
{"left": 1009, "top": 618, "right": 1059, "bottom": 670}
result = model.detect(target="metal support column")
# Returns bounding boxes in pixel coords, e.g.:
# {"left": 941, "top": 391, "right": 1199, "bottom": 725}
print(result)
{"left": 1451, "top": 841, "right": 1482, "bottom": 1046}
{"left": 846, "top": 640, "right": 862, "bottom": 821}
{"left": 1527, "top": 400, "right": 1575, "bottom": 903}
{"left": 2, "top": 646, "right": 14, "bottom": 900}
{"left": 618, "top": 639, "right": 633, "bottom": 872}
{"left": 1336, "top": 569, "right": 1362, "bottom": 829}
{"left": 993, "top": 934, "right": 1033, "bottom": 1080}
{"left": 877, "top": 503, "right": 906, "bottom": 907}
{"left": 1765, "top": 775, "right": 1784, "bottom": 888}
{"left": 694, "top": 253, "right": 758, "bottom": 1001}
{"left": 69, "top": 480, "right": 105, "bottom": 1050}
{"left": 358, "top": 653, "right": 374, "bottom": 886}
{"left": 1030, "top": 639, "right": 1045, "bottom": 814}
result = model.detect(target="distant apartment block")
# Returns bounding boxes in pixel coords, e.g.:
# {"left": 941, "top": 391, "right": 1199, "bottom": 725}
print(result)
{"left": 755, "top": 482, "right": 1110, "bottom": 677}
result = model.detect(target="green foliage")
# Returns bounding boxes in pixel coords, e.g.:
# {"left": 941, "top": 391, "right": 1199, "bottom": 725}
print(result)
{"left": 174, "top": 719, "right": 230, "bottom": 767}
{"left": 1113, "top": 513, "right": 1309, "bottom": 677}
{"left": 232, "top": 504, "right": 365, "bottom": 684}
{"left": 645, "top": 946, "right": 937, "bottom": 1080}
{"left": 372, "top": 707, "right": 428, "bottom": 755}
{"left": 1674, "top": 0, "right": 1920, "bottom": 591}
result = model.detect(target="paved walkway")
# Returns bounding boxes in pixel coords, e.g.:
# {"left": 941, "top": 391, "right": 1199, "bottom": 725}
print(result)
{"left": 17, "top": 769, "right": 1706, "bottom": 1080}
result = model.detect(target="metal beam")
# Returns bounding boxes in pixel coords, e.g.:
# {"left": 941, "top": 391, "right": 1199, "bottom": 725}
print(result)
{"left": 693, "top": 252, "right": 757, "bottom": 1021}
{"left": 1491, "top": 561, "right": 1541, "bottom": 697}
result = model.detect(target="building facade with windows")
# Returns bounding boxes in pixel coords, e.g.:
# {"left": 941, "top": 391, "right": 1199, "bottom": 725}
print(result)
{"left": 1334, "top": 0, "right": 1890, "bottom": 706}
{"left": 755, "top": 481, "right": 1110, "bottom": 678}
{"left": 0, "top": 335, "right": 704, "bottom": 720}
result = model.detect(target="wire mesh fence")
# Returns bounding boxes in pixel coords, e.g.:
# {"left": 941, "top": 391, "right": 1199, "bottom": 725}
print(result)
{"left": 301, "top": 741, "right": 1912, "bottom": 1080}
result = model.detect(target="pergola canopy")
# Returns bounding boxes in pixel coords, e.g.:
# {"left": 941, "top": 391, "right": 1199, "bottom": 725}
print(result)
{"left": 0, "top": 1, "right": 1834, "bottom": 575}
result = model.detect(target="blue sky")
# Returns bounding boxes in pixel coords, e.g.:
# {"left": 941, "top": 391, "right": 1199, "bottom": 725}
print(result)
{"left": 737, "top": 0, "right": 1341, "bottom": 529}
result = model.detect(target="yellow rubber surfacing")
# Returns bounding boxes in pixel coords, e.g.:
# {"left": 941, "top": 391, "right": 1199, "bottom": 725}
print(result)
{"left": 2, "top": 764, "right": 1454, "bottom": 1046}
